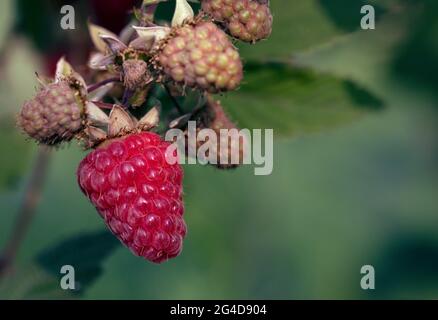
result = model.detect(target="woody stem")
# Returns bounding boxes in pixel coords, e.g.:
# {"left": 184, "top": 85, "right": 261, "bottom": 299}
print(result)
{"left": 0, "top": 146, "right": 51, "bottom": 278}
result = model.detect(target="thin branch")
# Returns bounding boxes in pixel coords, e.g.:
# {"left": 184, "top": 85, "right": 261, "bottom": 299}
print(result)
{"left": 0, "top": 146, "right": 52, "bottom": 278}
{"left": 122, "top": 88, "right": 134, "bottom": 108}
{"left": 90, "top": 101, "right": 116, "bottom": 110}
{"left": 87, "top": 77, "right": 120, "bottom": 93}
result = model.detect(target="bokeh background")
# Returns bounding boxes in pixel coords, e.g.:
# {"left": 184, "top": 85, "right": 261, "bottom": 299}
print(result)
{"left": 1, "top": 0, "right": 438, "bottom": 299}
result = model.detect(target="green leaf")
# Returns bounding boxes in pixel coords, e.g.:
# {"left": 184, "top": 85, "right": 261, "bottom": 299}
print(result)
{"left": 238, "top": 0, "right": 336, "bottom": 60}
{"left": 237, "top": 0, "right": 385, "bottom": 60}
{"left": 0, "top": 116, "right": 32, "bottom": 190}
{"left": 0, "top": 266, "right": 72, "bottom": 299}
{"left": 219, "top": 62, "right": 384, "bottom": 136}
{"left": 36, "top": 230, "right": 120, "bottom": 295}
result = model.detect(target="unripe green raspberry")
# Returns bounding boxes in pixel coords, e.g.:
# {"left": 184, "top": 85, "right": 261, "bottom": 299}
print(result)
{"left": 18, "top": 82, "right": 85, "bottom": 145}
{"left": 202, "top": 0, "right": 273, "bottom": 43}
{"left": 156, "top": 21, "right": 243, "bottom": 93}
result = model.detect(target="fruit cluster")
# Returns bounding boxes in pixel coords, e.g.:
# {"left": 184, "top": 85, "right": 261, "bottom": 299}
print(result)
{"left": 17, "top": 0, "right": 273, "bottom": 264}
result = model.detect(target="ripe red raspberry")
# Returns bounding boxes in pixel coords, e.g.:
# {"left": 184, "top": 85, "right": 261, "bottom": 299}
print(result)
{"left": 156, "top": 21, "right": 243, "bottom": 93}
{"left": 77, "top": 131, "right": 186, "bottom": 263}
{"left": 18, "top": 82, "right": 85, "bottom": 145}
{"left": 202, "top": 0, "right": 273, "bottom": 43}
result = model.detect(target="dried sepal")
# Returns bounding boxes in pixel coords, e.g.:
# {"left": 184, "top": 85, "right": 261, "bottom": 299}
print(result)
{"left": 88, "top": 22, "right": 119, "bottom": 54}
{"left": 129, "top": 36, "right": 156, "bottom": 51}
{"left": 86, "top": 101, "right": 110, "bottom": 126}
{"left": 55, "top": 57, "right": 88, "bottom": 93}
{"left": 83, "top": 126, "right": 108, "bottom": 148}
{"left": 55, "top": 57, "right": 74, "bottom": 82}
{"left": 108, "top": 105, "right": 136, "bottom": 137}
{"left": 133, "top": 26, "right": 171, "bottom": 49}
{"left": 35, "top": 72, "right": 52, "bottom": 88}
{"left": 87, "top": 81, "right": 117, "bottom": 101}
{"left": 142, "top": 0, "right": 164, "bottom": 6}
{"left": 119, "top": 23, "right": 137, "bottom": 44}
{"left": 88, "top": 53, "right": 116, "bottom": 70}
{"left": 169, "top": 113, "right": 192, "bottom": 129}
{"left": 137, "top": 106, "right": 160, "bottom": 131}
{"left": 172, "top": 0, "right": 194, "bottom": 27}
{"left": 135, "top": 0, "right": 164, "bottom": 26}
{"left": 99, "top": 34, "right": 127, "bottom": 55}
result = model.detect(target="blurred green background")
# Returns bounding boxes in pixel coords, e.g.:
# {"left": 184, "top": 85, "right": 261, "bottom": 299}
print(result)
{"left": 1, "top": 0, "right": 438, "bottom": 299}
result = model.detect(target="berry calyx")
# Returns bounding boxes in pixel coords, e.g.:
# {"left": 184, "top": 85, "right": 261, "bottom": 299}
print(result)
{"left": 77, "top": 131, "right": 186, "bottom": 263}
